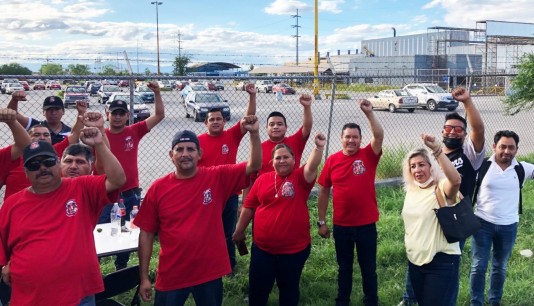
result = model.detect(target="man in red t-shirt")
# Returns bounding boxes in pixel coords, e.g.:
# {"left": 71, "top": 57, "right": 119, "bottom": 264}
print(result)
{"left": 317, "top": 99, "right": 384, "bottom": 306}
{"left": 198, "top": 83, "right": 256, "bottom": 273}
{"left": 100, "top": 80, "right": 164, "bottom": 270}
{"left": 134, "top": 116, "right": 261, "bottom": 305}
{"left": 0, "top": 127, "right": 126, "bottom": 306}
{"left": 0, "top": 108, "right": 31, "bottom": 194}
{"left": 259, "top": 93, "right": 313, "bottom": 175}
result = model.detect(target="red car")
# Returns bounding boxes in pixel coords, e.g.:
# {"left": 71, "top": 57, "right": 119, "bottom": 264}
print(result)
{"left": 46, "top": 81, "right": 61, "bottom": 90}
{"left": 272, "top": 83, "right": 296, "bottom": 95}
{"left": 118, "top": 80, "right": 129, "bottom": 87}
{"left": 204, "top": 81, "right": 217, "bottom": 91}
{"left": 19, "top": 81, "right": 30, "bottom": 91}
{"left": 33, "top": 81, "right": 46, "bottom": 90}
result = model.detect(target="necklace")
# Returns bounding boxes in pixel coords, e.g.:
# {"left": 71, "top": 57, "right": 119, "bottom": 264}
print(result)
{"left": 274, "top": 174, "right": 288, "bottom": 198}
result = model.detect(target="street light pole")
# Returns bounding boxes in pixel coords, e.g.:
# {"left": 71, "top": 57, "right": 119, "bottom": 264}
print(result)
{"left": 151, "top": 1, "right": 163, "bottom": 76}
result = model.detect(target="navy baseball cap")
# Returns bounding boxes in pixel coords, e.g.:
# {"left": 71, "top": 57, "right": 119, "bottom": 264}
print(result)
{"left": 171, "top": 130, "right": 199, "bottom": 149}
{"left": 108, "top": 100, "right": 129, "bottom": 112}
{"left": 23, "top": 141, "right": 58, "bottom": 166}
{"left": 43, "top": 96, "right": 64, "bottom": 110}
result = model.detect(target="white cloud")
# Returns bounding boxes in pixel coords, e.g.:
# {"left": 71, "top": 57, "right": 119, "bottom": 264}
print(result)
{"left": 411, "top": 15, "right": 428, "bottom": 25}
{"left": 422, "top": 0, "right": 443, "bottom": 9}
{"left": 319, "top": 0, "right": 346, "bottom": 14}
{"left": 264, "top": 0, "right": 311, "bottom": 15}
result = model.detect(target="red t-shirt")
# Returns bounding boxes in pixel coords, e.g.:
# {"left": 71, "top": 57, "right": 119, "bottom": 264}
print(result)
{"left": 0, "top": 146, "right": 17, "bottom": 187}
{"left": 198, "top": 122, "right": 244, "bottom": 167}
{"left": 0, "top": 176, "right": 118, "bottom": 306}
{"left": 105, "top": 121, "right": 149, "bottom": 192}
{"left": 317, "top": 144, "right": 382, "bottom": 226}
{"left": 3, "top": 139, "right": 70, "bottom": 200}
{"left": 259, "top": 127, "right": 308, "bottom": 175}
{"left": 133, "top": 163, "right": 249, "bottom": 291}
{"left": 244, "top": 167, "right": 314, "bottom": 254}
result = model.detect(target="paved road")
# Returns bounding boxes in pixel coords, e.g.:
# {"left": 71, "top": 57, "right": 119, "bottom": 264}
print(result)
{"left": 1, "top": 88, "right": 532, "bottom": 194}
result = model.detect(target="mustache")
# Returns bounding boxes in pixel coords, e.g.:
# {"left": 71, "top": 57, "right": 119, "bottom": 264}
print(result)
{"left": 179, "top": 157, "right": 193, "bottom": 162}
{"left": 37, "top": 170, "right": 52, "bottom": 178}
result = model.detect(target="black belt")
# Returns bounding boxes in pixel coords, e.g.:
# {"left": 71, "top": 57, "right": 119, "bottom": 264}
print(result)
{"left": 120, "top": 187, "right": 141, "bottom": 198}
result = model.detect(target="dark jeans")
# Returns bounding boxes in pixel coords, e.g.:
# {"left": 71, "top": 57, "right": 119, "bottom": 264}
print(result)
{"left": 154, "top": 278, "right": 223, "bottom": 306}
{"left": 249, "top": 243, "right": 311, "bottom": 306}
{"left": 333, "top": 223, "right": 378, "bottom": 306}
{"left": 223, "top": 194, "right": 239, "bottom": 269}
{"left": 97, "top": 188, "right": 141, "bottom": 269}
{"left": 403, "top": 239, "right": 464, "bottom": 306}
{"left": 409, "top": 252, "right": 460, "bottom": 306}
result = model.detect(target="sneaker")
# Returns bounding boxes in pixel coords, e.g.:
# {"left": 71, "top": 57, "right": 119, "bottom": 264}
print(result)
{"left": 397, "top": 301, "right": 417, "bottom": 306}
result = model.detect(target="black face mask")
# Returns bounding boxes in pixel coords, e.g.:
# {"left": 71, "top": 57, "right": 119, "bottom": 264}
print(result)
{"left": 443, "top": 137, "right": 463, "bottom": 150}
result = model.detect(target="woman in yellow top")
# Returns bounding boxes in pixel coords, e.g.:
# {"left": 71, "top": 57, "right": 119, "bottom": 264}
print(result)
{"left": 401, "top": 134, "right": 462, "bottom": 306}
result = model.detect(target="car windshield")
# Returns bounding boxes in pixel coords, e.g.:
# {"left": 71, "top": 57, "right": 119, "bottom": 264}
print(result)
{"left": 137, "top": 87, "right": 152, "bottom": 92}
{"left": 425, "top": 85, "right": 447, "bottom": 93}
{"left": 191, "top": 85, "right": 207, "bottom": 91}
{"left": 103, "top": 86, "right": 120, "bottom": 92}
{"left": 196, "top": 94, "right": 223, "bottom": 103}
{"left": 67, "top": 87, "right": 86, "bottom": 93}
{"left": 394, "top": 90, "right": 410, "bottom": 96}
{"left": 112, "top": 95, "right": 144, "bottom": 104}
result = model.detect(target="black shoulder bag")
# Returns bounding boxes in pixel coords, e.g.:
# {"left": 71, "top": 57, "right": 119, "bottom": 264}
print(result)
{"left": 434, "top": 185, "right": 481, "bottom": 243}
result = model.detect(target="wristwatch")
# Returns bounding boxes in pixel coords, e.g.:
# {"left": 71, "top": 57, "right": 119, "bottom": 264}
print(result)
{"left": 317, "top": 220, "right": 326, "bottom": 227}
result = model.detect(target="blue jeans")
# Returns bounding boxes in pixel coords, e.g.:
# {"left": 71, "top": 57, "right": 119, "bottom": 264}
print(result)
{"left": 403, "top": 239, "right": 465, "bottom": 305}
{"left": 78, "top": 295, "right": 95, "bottom": 306}
{"left": 249, "top": 243, "right": 310, "bottom": 306}
{"left": 97, "top": 189, "right": 142, "bottom": 269}
{"left": 154, "top": 278, "right": 223, "bottom": 306}
{"left": 333, "top": 223, "right": 378, "bottom": 306}
{"left": 470, "top": 218, "right": 518, "bottom": 306}
{"left": 223, "top": 194, "right": 238, "bottom": 270}
{"left": 409, "top": 252, "right": 460, "bottom": 306}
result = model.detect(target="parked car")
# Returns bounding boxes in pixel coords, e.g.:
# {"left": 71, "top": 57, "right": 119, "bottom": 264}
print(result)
{"left": 134, "top": 86, "right": 155, "bottom": 103}
{"left": 184, "top": 91, "right": 231, "bottom": 122}
{"left": 234, "top": 81, "right": 246, "bottom": 91}
{"left": 88, "top": 83, "right": 102, "bottom": 96}
{"left": 46, "top": 81, "right": 61, "bottom": 90}
{"left": 403, "top": 83, "right": 458, "bottom": 111}
{"left": 19, "top": 81, "right": 30, "bottom": 91}
{"left": 157, "top": 80, "right": 173, "bottom": 90}
{"left": 175, "top": 81, "right": 189, "bottom": 91}
{"left": 214, "top": 81, "right": 225, "bottom": 91}
{"left": 255, "top": 80, "right": 273, "bottom": 93}
{"left": 5, "top": 83, "right": 25, "bottom": 94}
{"left": 97, "top": 85, "right": 122, "bottom": 104}
{"left": 118, "top": 80, "right": 129, "bottom": 87}
{"left": 204, "top": 81, "right": 217, "bottom": 91}
{"left": 105, "top": 93, "right": 150, "bottom": 123}
{"left": 368, "top": 90, "right": 417, "bottom": 113}
{"left": 32, "top": 81, "right": 46, "bottom": 90}
{"left": 272, "top": 83, "right": 296, "bottom": 95}
{"left": 180, "top": 84, "right": 208, "bottom": 101}
{"left": 63, "top": 85, "right": 89, "bottom": 108}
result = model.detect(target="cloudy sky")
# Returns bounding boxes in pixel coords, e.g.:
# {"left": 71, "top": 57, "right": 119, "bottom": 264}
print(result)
{"left": 1, "top": 0, "right": 533, "bottom": 73}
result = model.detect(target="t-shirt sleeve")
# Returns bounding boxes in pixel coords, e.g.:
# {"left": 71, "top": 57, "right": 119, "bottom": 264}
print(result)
{"left": 229, "top": 121, "right": 245, "bottom": 141}
{"left": 520, "top": 161, "right": 534, "bottom": 182}
{"left": 219, "top": 163, "right": 249, "bottom": 195}
{"left": 53, "top": 138, "right": 70, "bottom": 158}
{"left": 297, "top": 166, "right": 316, "bottom": 190}
{"left": 290, "top": 127, "right": 307, "bottom": 155}
{"left": 77, "top": 175, "right": 119, "bottom": 214}
{"left": 133, "top": 182, "right": 160, "bottom": 233}
{"left": 317, "top": 155, "right": 332, "bottom": 188}
{"left": 0, "top": 198, "right": 12, "bottom": 265}
{"left": 243, "top": 175, "right": 261, "bottom": 209}
{"left": 464, "top": 136, "right": 486, "bottom": 171}
{"left": 135, "top": 120, "right": 150, "bottom": 135}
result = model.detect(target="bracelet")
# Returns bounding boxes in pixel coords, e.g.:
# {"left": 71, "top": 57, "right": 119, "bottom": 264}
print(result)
{"left": 432, "top": 147, "right": 443, "bottom": 157}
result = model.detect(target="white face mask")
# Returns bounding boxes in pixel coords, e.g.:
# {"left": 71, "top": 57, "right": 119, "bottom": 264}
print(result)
{"left": 414, "top": 177, "right": 434, "bottom": 188}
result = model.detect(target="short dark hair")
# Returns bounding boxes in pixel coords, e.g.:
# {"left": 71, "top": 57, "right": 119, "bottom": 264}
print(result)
{"left": 28, "top": 124, "right": 50, "bottom": 135}
{"left": 267, "top": 111, "right": 287, "bottom": 126}
{"left": 207, "top": 108, "right": 223, "bottom": 115}
{"left": 62, "top": 143, "right": 94, "bottom": 163}
{"left": 341, "top": 123, "right": 361, "bottom": 136}
{"left": 494, "top": 130, "right": 519, "bottom": 146}
{"left": 444, "top": 112, "right": 467, "bottom": 128}
{"left": 271, "top": 143, "right": 295, "bottom": 159}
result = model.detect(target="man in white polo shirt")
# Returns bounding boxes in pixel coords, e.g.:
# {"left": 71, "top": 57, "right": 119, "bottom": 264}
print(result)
{"left": 470, "top": 130, "right": 534, "bottom": 306}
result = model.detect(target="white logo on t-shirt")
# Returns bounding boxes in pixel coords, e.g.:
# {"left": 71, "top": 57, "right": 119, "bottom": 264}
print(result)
{"left": 352, "top": 160, "right": 366, "bottom": 175}
{"left": 281, "top": 181, "right": 295, "bottom": 198}
{"left": 65, "top": 199, "right": 78, "bottom": 217}
{"left": 203, "top": 189, "right": 213, "bottom": 205}
{"left": 124, "top": 136, "right": 134, "bottom": 152}
{"left": 222, "top": 144, "right": 229, "bottom": 155}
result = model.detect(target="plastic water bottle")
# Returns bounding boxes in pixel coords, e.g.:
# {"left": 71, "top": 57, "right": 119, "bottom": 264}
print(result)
{"left": 118, "top": 199, "right": 126, "bottom": 227}
{"left": 110, "top": 202, "right": 120, "bottom": 236}
{"left": 130, "top": 205, "right": 139, "bottom": 229}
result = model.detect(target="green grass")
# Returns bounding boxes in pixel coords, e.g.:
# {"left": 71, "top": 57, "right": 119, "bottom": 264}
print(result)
{"left": 103, "top": 180, "right": 534, "bottom": 305}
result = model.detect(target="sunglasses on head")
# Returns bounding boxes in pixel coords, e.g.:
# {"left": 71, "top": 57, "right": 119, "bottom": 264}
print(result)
{"left": 25, "top": 157, "right": 57, "bottom": 171}
{"left": 443, "top": 125, "right": 465, "bottom": 133}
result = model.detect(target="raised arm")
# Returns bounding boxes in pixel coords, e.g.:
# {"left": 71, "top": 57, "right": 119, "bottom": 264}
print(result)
{"left": 68, "top": 100, "right": 89, "bottom": 144}
{"left": 145, "top": 81, "right": 165, "bottom": 130}
{"left": 304, "top": 133, "right": 326, "bottom": 183}
{"left": 452, "top": 87, "right": 485, "bottom": 153}
{"left": 0, "top": 108, "right": 31, "bottom": 159}
{"left": 79, "top": 127, "right": 126, "bottom": 192}
{"left": 360, "top": 99, "right": 384, "bottom": 155}
{"left": 422, "top": 134, "right": 461, "bottom": 204}
{"left": 6, "top": 91, "right": 30, "bottom": 128}
{"left": 242, "top": 115, "right": 262, "bottom": 175}
{"left": 138, "top": 230, "right": 155, "bottom": 302}
{"left": 300, "top": 94, "right": 313, "bottom": 140}
{"left": 240, "top": 84, "right": 257, "bottom": 134}
{"left": 317, "top": 186, "right": 331, "bottom": 238}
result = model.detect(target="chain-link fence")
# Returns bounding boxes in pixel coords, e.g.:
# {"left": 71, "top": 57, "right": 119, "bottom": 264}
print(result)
{"left": 1, "top": 74, "right": 532, "bottom": 199}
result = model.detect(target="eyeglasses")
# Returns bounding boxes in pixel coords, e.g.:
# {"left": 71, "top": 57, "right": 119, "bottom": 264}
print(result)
{"left": 25, "top": 157, "right": 57, "bottom": 171}
{"left": 443, "top": 125, "right": 465, "bottom": 133}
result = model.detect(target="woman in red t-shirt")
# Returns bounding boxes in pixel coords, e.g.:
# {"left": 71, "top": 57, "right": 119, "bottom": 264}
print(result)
{"left": 233, "top": 133, "right": 326, "bottom": 306}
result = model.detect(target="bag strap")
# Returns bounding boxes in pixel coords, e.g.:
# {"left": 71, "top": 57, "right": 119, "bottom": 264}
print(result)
{"left": 515, "top": 163, "right": 525, "bottom": 214}
{"left": 435, "top": 185, "right": 446, "bottom": 208}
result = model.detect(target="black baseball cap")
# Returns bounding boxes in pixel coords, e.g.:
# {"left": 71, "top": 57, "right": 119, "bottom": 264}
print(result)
{"left": 43, "top": 96, "right": 64, "bottom": 110}
{"left": 23, "top": 141, "right": 58, "bottom": 166}
{"left": 108, "top": 100, "right": 129, "bottom": 112}
{"left": 171, "top": 130, "right": 199, "bottom": 149}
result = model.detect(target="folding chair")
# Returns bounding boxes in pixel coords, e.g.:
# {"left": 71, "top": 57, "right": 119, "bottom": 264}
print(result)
{"left": 95, "top": 265, "right": 141, "bottom": 306}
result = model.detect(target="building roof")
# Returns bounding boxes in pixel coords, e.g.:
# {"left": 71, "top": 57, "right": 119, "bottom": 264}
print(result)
{"left": 249, "top": 61, "right": 333, "bottom": 75}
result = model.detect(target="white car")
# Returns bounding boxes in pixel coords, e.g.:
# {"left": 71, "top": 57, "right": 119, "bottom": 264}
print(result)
{"left": 368, "top": 90, "right": 417, "bottom": 113}
{"left": 403, "top": 83, "right": 458, "bottom": 111}
{"left": 157, "top": 80, "right": 173, "bottom": 89}
{"left": 105, "top": 93, "right": 150, "bottom": 123}
{"left": 5, "top": 83, "right": 25, "bottom": 94}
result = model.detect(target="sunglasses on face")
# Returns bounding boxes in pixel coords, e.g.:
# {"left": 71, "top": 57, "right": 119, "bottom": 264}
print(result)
{"left": 443, "top": 125, "right": 465, "bottom": 133}
{"left": 25, "top": 157, "right": 57, "bottom": 171}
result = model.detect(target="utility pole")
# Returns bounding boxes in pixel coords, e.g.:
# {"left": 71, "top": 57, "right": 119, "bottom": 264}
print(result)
{"left": 151, "top": 1, "right": 163, "bottom": 76}
{"left": 292, "top": 9, "right": 301, "bottom": 66}
{"left": 313, "top": 0, "right": 320, "bottom": 98}
{"left": 177, "top": 31, "right": 183, "bottom": 58}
